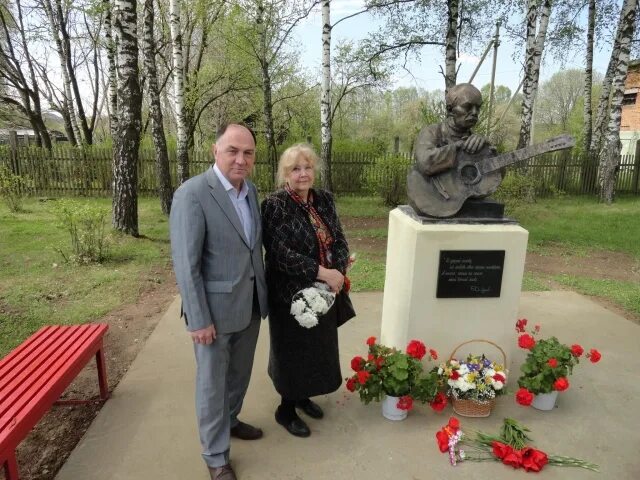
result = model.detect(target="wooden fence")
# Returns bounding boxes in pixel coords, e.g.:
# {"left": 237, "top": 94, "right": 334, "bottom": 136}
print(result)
{"left": 1, "top": 145, "right": 639, "bottom": 198}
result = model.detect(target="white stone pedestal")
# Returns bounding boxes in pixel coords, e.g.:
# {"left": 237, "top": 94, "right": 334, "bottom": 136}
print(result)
{"left": 380, "top": 208, "right": 529, "bottom": 370}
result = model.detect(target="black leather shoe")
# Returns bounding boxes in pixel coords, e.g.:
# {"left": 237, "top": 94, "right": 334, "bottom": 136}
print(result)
{"left": 296, "top": 399, "right": 324, "bottom": 419}
{"left": 230, "top": 421, "right": 263, "bottom": 440}
{"left": 275, "top": 406, "right": 311, "bottom": 437}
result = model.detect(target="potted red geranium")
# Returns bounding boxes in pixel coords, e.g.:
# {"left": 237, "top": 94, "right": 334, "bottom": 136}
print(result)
{"left": 514, "top": 319, "right": 602, "bottom": 410}
{"left": 346, "top": 336, "right": 446, "bottom": 420}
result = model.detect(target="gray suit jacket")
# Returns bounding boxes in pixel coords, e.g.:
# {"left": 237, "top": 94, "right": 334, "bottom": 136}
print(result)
{"left": 169, "top": 167, "right": 268, "bottom": 334}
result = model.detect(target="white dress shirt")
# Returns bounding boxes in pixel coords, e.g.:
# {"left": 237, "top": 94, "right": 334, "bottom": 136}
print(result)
{"left": 213, "top": 164, "right": 253, "bottom": 245}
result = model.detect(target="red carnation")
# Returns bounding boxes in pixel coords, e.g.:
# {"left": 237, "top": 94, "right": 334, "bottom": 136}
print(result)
{"left": 436, "top": 430, "right": 450, "bottom": 453}
{"left": 493, "top": 373, "right": 505, "bottom": 383}
{"left": 450, "top": 370, "right": 460, "bottom": 380}
{"left": 406, "top": 339, "right": 427, "bottom": 360}
{"left": 367, "top": 353, "right": 374, "bottom": 361}
{"left": 343, "top": 276, "right": 351, "bottom": 293}
{"left": 397, "top": 395, "right": 414, "bottom": 411}
{"left": 447, "top": 417, "right": 459, "bottom": 430}
{"left": 492, "top": 441, "right": 513, "bottom": 460}
{"left": 351, "top": 356, "right": 365, "bottom": 372}
{"left": 429, "top": 392, "right": 448, "bottom": 412}
{"left": 366, "top": 336, "right": 376, "bottom": 346}
{"left": 429, "top": 348, "right": 438, "bottom": 360}
{"left": 554, "top": 377, "right": 569, "bottom": 391}
{"left": 374, "top": 356, "right": 384, "bottom": 370}
{"left": 534, "top": 324, "right": 541, "bottom": 332}
{"left": 518, "top": 334, "right": 536, "bottom": 350}
{"left": 515, "top": 318, "right": 528, "bottom": 333}
{"left": 345, "top": 377, "right": 356, "bottom": 392}
{"left": 356, "top": 370, "right": 370, "bottom": 384}
{"left": 502, "top": 449, "right": 523, "bottom": 469}
{"left": 521, "top": 447, "right": 549, "bottom": 472}
{"left": 547, "top": 358, "right": 558, "bottom": 368}
{"left": 571, "top": 344, "right": 584, "bottom": 357}
{"left": 516, "top": 387, "right": 534, "bottom": 406}
{"left": 588, "top": 349, "right": 602, "bottom": 363}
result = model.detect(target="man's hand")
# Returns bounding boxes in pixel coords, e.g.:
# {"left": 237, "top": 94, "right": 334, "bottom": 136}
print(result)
{"left": 461, "top": 134, "right": 488, "bottom": 154}
{"left": 190, "top": 324, "right": 217, "bottom": 345}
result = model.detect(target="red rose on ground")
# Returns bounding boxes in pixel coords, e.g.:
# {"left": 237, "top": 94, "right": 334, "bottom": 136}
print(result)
{"left": 345, "top": 377, "right": 356, "bottom": 392}
{"left": 356, "top": 370, "right": 370, "bottom": 384}
{"left": 521, "top": 447, "right": 549, "bottom": 472}
{"left": 492, "top": 441, "right": 513, "bottom": 460}
{"left": 397, "top": 395, "right": 413, "bottom": 411}
{"left": 547, "top": 358, "right": 558, "bottom": 368}
{"left": 571, "top": 344, "right": 584, "bottom": 357}
{"left": 502, "top": 449, "right": 523, "bottom": 468}
{"left": 589, "top": 349, "right": 602, "bottom": 363}
{"left": 429, "top": 392, "right": 448, "bottom": 412}
{"left": 447, "top": 417, "right": 459, "bottom": 430}
{"left": 406, "top": 340, "right": 426, "bottom": 360}
{"left": 515, "top": 318, "right": 528, "bottom": 333}
{"left": 450, "top": 370, "right": 460, "bottom": 380}
{"left": 436, "top": 430, "right": 450, "bottom": 453}
{"left": 367, "top": 353, "right": 374, "bottom": 361}
{"left": 429, "top": 348, "right": 438, "bottom": 360}
{"left": 516, "top": 387, "right": 534, "bottom": 406}
{"left": 493, "top": 373, "right": 505, "bottom": 383}
{"left": 366, "top": 336, "right": 376, "bottom": 346}
{"left": 518, "top": 334, "right": 536, "bottom": 350}
{"left": 554, "top": 377, "right": 569, "bottom": 391}
{"left": 351, "top": 356, "right": 365, "bottom": 372}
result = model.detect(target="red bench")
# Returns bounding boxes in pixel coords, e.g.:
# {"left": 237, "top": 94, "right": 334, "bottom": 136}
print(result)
{"left": 0, "top": 324, "right": 109, "bottom": 480}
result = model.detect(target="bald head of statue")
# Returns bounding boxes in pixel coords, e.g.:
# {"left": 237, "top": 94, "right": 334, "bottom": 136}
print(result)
{"left": 445, "top": 83, "right": 483, "bottom": 131}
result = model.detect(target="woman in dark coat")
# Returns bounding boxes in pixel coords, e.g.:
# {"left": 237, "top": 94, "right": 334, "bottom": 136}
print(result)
{"left": 261, "top": 143, "right": 351, "bottom": 437}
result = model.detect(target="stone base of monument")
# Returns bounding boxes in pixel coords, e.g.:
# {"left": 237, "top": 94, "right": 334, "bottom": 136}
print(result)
{"left": 380, "top": 207, "right": 529, "bottom": 372}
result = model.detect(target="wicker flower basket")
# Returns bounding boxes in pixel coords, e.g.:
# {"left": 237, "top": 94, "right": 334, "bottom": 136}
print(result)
{"left": 448, "top": 339, "right": 507, "bottom": 418}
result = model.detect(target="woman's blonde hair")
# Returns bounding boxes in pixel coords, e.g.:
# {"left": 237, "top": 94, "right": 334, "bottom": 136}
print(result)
{"left": 276, "top": 143, "right": 321, "bottom": 187}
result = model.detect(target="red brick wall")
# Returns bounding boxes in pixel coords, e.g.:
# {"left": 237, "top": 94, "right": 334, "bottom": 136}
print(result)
{"left": 621, "top": 63, "right": 640, "bottom": 131}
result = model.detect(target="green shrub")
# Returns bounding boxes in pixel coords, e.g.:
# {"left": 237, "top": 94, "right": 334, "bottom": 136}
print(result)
{"left": 52, "top": 200, "right": 110, "bottom": 264}
{"left": 364, "top": 155, "right": 411, "bottom": 206}
{"left": 493, "top": 170, "right": 539, "bottom": 213}
{"left": 0, "top": 164, "right": 31, "bottom": 212}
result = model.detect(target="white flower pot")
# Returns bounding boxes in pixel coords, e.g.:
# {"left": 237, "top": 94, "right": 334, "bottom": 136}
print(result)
{"left": 532, "top": 391, "right": 558, "bottom": 411}
{"left": 382, "top": 395, "right": 408, "bottom": 421}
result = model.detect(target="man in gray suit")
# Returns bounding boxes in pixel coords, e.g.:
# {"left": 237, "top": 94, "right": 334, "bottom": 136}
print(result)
{"left": 170, "top": 123, "right": 268, "bottom": 480}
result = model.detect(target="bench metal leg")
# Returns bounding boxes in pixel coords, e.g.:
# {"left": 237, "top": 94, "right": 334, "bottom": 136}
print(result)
{"left": 4, "top": 453, "right": 19, "bottom": 480}
{"left": 95, "top": 344, "right": 109, "bottom": 400}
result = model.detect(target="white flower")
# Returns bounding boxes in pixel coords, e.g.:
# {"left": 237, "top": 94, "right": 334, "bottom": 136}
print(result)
{"left": 296, "top": 311, "right": 319, "bottom": 329}
{"left": 290, "top": 299, "right": 306, "bottom": 316}
{"left": 309, "top": 294, "right": 328, "bottom": 313}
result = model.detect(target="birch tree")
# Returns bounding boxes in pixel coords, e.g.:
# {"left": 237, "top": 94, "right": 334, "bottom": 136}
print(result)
{"left": 112, "top": 0, "right": 142, "bottom": 235}
{"left": 599, "top": 0, "right": 638, "bottom": 203}
{"left": 320, "top": 0, "right": 331, "bottom": 188}
{"left": 517, "top": 0, "right": 551, "bottom": 149}
{"left": 582, "top": 0, "right": 596, "bottom": 154}
{"left": 169, "top": 0, "right": 189, "bottom": 183}
{"left": 143, "top": 0, "right": 172, "bottom": 214}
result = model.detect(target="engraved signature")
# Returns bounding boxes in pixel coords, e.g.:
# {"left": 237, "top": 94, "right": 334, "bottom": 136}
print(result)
{"left": 470, "top": 286, "right": 491, "bottom": 294}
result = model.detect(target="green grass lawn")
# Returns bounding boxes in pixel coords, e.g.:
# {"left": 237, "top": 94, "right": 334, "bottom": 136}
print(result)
{"left": 0, "top": 197, "right": 172, "bottom": 356}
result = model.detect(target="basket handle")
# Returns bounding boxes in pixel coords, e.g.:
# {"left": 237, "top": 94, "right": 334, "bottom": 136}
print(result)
{"left": 448, "top": 339, "right": 507, "bottom": 366}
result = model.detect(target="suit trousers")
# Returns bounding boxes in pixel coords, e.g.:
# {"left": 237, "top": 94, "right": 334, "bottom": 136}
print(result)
{"left": 194, "top": 301, "right": 261, "bottom": 468}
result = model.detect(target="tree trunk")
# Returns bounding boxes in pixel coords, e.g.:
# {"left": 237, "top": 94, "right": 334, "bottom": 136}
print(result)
{"left": 518, "top": 0, "right": 551, "bottom": 149}
{"left": 105, "top": 0, "right": 119, "bottom": 140}
{"left": 170, "top": 0, "right": 189, "bottom": 183}
{"left": 582, "top": 0, "right": 595, "bottom": 154}
{"left": 112, "top": 0, "right": 142, "bottom": 236}
{"left": 444, "top": 0, "right": 459, "bottom": 92}
{"left": 143, "top": 0, "right": 173, "bottom": 215}
{"left": 599, "top": 0, "right": 638, "bottom": 203}
{"left": 320, "top": 0, "right": 332, "bottom": 190}
{"left": 42, "top": 0, "right": 83, "bottom": 146}
{"left": 257, "top": 3, "right": 277, "bottom": 171}
{"left": 55, "top": 0, "right": 93, "bottom": 144}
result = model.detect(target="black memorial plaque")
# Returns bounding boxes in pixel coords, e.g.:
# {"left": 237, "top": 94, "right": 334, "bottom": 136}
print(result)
{"left": 437, "top": 250, "right": 505, "bottom": 298}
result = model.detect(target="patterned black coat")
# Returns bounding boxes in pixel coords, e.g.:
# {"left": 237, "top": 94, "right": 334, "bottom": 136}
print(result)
{"left": 261, "top": 188, "right": 350, "bottom": 399}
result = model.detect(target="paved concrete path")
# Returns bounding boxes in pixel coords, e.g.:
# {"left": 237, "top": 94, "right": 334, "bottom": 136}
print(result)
{"left": 56, "top": 291, "right": 640, "bottom": 480}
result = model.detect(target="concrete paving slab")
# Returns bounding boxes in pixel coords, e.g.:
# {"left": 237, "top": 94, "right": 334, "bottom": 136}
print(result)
{"left": 56, "top": 291, "right": 640, "bottom": 480}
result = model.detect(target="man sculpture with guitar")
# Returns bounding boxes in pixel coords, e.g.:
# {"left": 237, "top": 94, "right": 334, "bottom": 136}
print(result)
{"left": 408, "top": 83, "right": 574, "bottom": 218}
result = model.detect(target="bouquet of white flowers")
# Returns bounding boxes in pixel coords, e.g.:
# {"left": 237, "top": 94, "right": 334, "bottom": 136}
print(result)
{"left": 290, "top": 282, "right": 335, "bottom": 328}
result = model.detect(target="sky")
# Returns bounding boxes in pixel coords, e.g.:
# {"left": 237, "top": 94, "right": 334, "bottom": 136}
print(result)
{"left": 293, "top": 0, "right": 616, "bottom": 95}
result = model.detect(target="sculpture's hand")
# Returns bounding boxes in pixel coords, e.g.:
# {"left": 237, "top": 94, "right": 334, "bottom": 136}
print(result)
{"left": 462, "top": 134, "right": 488, "bottom": 154}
